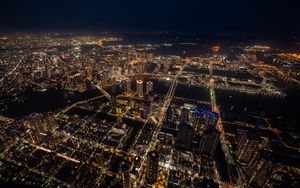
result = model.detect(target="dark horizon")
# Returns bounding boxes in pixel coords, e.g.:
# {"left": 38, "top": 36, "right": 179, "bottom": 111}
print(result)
{"left": 0, "top": 0, "right": 299, "bottom": 36}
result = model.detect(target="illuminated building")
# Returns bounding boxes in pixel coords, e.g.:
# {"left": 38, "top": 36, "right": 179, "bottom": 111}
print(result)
{"left": 142, "top": 102, "right": 151, "bottom": 119}
{"left": 211, "top": 46, "right": 220, "bottom": 53}
{"left": 146, "top": 150, "right": 159, "bottom": 184}
{"left": 146, "top": 81, "right": 153, "bottom": 95}
{"left": 85, "top": 66, "right": 93, "bottom": 81}
{"left": 133, "top": 156, "right": 141, "bottom": 173}
{"left": 205, "top": 111, "right": 219, "bottom": 128}
{"left": 116, "top": 107, "right": 122, "bottom": 114}
{"left": 140, "top": 110, "right": 147, "bottom": 119}
{"left": 166, "top": 107, "right": 175, "bottom": 122}
{"left": 245, "top": 154, "right": 274, "bottom": 187}
{"left": 126, "top": 79, "right": 131, "bottom": 95}
{"left": 136, "top": 80, "right": 143, "bottom": 97}
{"left": 108, "top": 65, "right": 114, "bottom": 77}
{"left": 130, "top": 100, "right": 135, "bottom": 109}
{"left": 29, "top": 113, "right": 55, "bottom": 134}
{"left": 180, "top": 107, "right": 190, "bottom": 124}
{"left": 198, "top": 130, "right": 220, "bottom": 157}
{"left": 120, "top": 161, "right": 131, "bottom": 188}
{"left": 176, "top": 123, "right": 194, "bottom": 150}
{"left": 190, "top": 108, "right": 207, "bottom": 132}
{"left": 190, "top": 108, "right": 218, "bottom": 133}
{"left": 235, "top": 131, "right": 260, "bottom": 165}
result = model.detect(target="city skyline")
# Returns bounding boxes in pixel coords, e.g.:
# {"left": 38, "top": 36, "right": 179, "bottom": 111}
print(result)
{"left": 0, "top": 1, "right": 299, "bottom": 188}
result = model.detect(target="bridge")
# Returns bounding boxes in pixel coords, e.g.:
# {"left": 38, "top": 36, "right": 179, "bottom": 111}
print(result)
{"left": 95, "top": 84, "right": 111, "bottom": 100}
{"left": 55, "top": 95, "right": 105, "bottom": 117}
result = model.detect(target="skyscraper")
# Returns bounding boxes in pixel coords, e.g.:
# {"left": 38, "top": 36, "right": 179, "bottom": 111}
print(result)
{"left": 126, "top": 79, "right": 131, "bottom": 95}
{"left": 146, "top": 81, "right": 153, "bottom": 95}
{"left": 180, "top": 108, "right": 190, "bottom": 124}
{"left": 190, "top": 108, "right": 206, "bottom": 125}
{"left": 190, "top": 108, "right": 207, "bottom": 134}
{"left": 205, "top": 111, "right": 219, "bottom": 128}
{"left": 136, "top": 80, "right": 143, "bottom": 98}
{"left": 166, "top": 106, "right": 175, "bottom": 122}
{"left": 198, "top": 130, "right": 220, "bottom": 157}
{"left": 176, "top": 123, "right": 194, "bottom": 150}
{"left": 146, "top": 150, "right": 159, "bottom": 184}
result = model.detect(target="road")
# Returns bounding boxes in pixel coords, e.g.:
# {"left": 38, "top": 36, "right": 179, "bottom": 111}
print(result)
{"left": 208, "top": 60, "right": 244, "bottom": 187}
{"left": 134, "top": 63, "right": 186, "bottom": 187}
{"left": 55, "top": 95, "right": 105, "bottom": 117}
{"left": 0, "top": 55, "right": 25, "bottom": 83}
{"left": 95, "top": 83, "right": 111, "bottom": 100}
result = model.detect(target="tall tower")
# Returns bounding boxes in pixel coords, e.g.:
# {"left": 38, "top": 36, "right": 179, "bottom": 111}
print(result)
{"left": 205, "top": 111, "right": 219, "bottom": 128}
{"left": 146, "top": 150, "right": 159, "bottom": 184}
{"left": 180, "top": 108, "right": 190, "bottom": 124}
{"left": 146, "top": 81, "right": 153, "bottom": 95}
{"left": 198, "top": 130, "right": 220, "bottom": 157}
{"left": 126, "top": 79, "right": 131, "bottom": 96}
{"left": 136, "top": 80, "right": 143, "bottom": 98}
{"left": 176, "top": 123, "right": 194, "bottom": 150}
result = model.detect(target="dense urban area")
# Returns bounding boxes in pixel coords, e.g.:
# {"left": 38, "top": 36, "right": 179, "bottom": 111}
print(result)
{"left": 0, "top": 33, "right": 299, "bottom": 188}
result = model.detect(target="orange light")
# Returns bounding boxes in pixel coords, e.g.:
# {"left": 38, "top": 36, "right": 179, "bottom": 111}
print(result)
{"left": 211, "top": 46, "right": 220, "bottom": 53}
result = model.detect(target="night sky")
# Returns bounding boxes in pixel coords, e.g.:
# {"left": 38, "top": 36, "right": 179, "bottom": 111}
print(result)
{"left": 0, "top": 0, "right": 299, "bottom": 35}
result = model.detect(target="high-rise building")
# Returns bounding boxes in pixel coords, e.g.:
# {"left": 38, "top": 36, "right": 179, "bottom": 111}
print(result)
{"left": 176, "top": 123, "right": 194, "bottom": 150}
{"left": 180, "top": 108, "right": 190, "bottom": 124}
{"left": 144, "top": 102, "right": 151, "bottom": 118}
{"left": 198, "top": 130, "right": 220, "bottom": 157}
{"left": 235, "top": 131, "right": 260, "bottom": 164}
{"left": 190, "top": 108, "right": 206, "bottom": 125}
{"left": 120, "top": 161, "right": 131, "bottom": 188}
{"left": 190, "top": 108, "right": 207, "bottom": 133}
{"left": 85, "top": 66, "right": 93, "bottom": 81}
{"left": 190, "top": 109, "right": 219, "bottom": 134}
{"left": 136, "top": 80, "right": 143, "bottom": 98}
{"left": 126, "top": 79, "right": 131, "bottom": 95}
{"left": 190, "top": 108, "right": 219, "bottom": 128}
{"left": 166, "top": 106, "right": 175, "bottom": 122}
{"left": 205, "top": 111, "right": 219, "bottom": 128}
{"left": 146, "top": 81, "right": 153, "bottom": 95}
{"left": 146, "top": 150, "right": 159, "bottom": 184}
